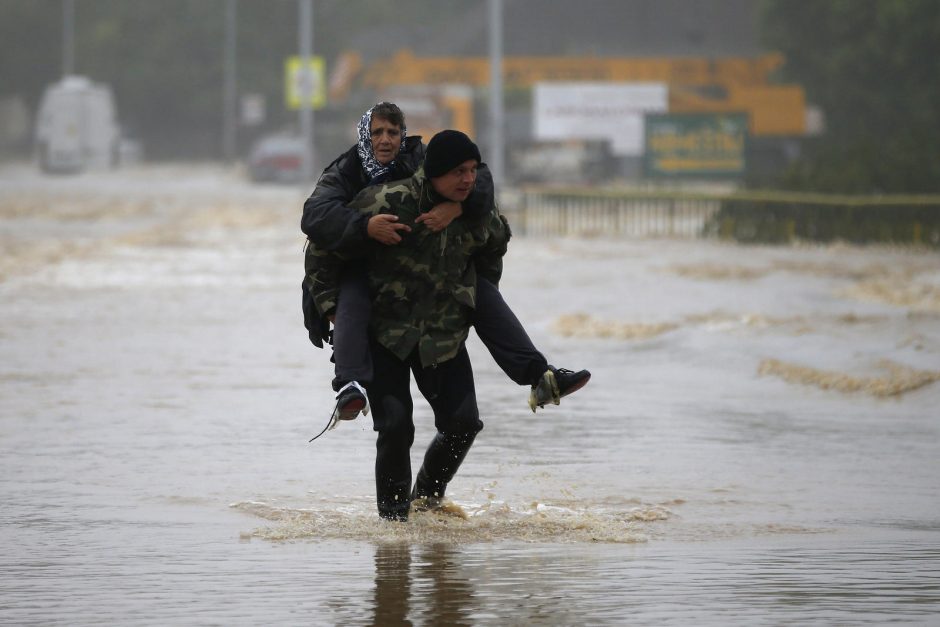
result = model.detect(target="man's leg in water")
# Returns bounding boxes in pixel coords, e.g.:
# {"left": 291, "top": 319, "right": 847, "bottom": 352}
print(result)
{"left": 411, "top": 344, "right": 483, "bottom": 508}
{"left": 369, "top": 341, "right": 415, "bottom": 521}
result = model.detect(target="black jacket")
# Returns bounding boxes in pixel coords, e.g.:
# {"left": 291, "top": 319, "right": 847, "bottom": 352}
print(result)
{"left": 300, "top": 136, "right": 497, "bottom": 347}
{"left": 300, "top": 135, "right": 495, "bottom": 254}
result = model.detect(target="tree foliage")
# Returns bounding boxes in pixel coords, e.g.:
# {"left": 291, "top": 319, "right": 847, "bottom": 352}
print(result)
{"left": 761, "top": 0, "right": 940, "bottom": 193}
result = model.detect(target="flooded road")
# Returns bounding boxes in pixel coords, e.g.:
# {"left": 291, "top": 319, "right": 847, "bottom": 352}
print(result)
{"left": 2, "top": 164, "right": 939, "bottom": 624}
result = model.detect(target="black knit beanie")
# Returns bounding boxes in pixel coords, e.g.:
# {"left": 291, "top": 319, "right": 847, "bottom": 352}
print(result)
{"left": 424, "top": 130, "right": 481, "bottom": 178}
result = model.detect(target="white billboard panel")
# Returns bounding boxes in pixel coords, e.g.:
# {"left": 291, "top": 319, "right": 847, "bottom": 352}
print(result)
{"left": 534, "top": 82, "right": 668, "bottom": 156}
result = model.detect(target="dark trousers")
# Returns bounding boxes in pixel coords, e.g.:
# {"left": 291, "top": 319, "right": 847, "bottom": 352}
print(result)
{"left": 368, "top": 341, "right": 484, "bottom": 520}
{"left": 331, "top": 265, "right": 373, "bottom": 390}
{"left": 472, "top": 277, "right": 548, "bottom": 386}
{"left": 332, "top": 274, "right": 547, "bottom": 390}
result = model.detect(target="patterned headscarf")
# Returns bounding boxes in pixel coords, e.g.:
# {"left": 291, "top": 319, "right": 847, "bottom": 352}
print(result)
{"left": 356, "top": 104, "right": 407, "bottom": 184}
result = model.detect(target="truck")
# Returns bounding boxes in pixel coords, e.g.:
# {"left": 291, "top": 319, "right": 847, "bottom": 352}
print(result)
{"left": 35, "top": 76, "right": 120, "bottom": 174}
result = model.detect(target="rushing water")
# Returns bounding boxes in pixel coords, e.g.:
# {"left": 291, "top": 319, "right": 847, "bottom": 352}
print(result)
{"left": 2, "top": 165, "right": 939, "bottom": 625}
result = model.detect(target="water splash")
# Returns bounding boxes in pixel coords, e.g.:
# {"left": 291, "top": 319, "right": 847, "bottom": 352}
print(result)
{"left": 230, "top": 498, "right": 665, "bottom": 544}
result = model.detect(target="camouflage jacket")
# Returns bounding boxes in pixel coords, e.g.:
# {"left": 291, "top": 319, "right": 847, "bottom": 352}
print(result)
{"left": 304, "top": 167, "right": 510, "bottom": 367}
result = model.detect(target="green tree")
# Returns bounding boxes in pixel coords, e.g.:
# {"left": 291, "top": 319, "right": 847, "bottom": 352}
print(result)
{"left": 761, "top": 0, "right": 940, "bottom": 193}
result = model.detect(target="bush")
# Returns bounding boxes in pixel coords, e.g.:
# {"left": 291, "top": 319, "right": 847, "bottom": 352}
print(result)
{"left": 707, "top": 194, "right": 940, "bottom": 247}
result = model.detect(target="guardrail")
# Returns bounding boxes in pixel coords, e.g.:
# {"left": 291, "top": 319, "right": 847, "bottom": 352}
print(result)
{"left": 508, "top": 189, "right": 721, "bottom": 238}
{"left": 503, "top": 188, "right": 940, "bottom": 247}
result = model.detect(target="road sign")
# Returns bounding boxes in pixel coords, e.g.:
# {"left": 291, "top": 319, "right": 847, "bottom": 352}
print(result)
{"left": 285, "top": 56, "right": 326, "bottom": 110}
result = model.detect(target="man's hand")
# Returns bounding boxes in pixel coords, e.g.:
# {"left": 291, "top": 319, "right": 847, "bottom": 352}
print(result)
{"left": 367, "top": 214, "right": 411, "bottom": 245}
{"left": 415, "top": 201, "right": 462, "bottom": 232}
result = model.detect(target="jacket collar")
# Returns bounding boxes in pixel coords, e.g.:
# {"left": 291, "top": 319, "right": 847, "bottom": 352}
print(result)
{"left": 413, "top": 166, "right": 446, "bottom": 214}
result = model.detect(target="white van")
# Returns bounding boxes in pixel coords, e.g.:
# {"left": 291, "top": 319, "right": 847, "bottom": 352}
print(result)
{"left": 35, "top": 76, "right": 120, "bottom": 173}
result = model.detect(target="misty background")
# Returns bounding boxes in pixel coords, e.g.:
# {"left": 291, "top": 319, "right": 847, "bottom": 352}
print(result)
{"left": 1, "top": 0, "right": 938, "bottom": 193}
{"left": 3, "top": 3, "right": 940, "bottom": 624}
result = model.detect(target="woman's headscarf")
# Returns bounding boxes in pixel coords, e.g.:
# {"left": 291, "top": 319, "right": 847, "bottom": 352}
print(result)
{"left": 356, "top": 104, "right": 407, "bottom": 184}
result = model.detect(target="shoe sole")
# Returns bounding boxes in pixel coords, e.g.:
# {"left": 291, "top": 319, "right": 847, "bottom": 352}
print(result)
{"left": 337, "top": 397, "right": 366, "bottom": 421}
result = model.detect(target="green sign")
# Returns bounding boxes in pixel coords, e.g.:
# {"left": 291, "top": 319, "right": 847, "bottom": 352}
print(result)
{"left": 644, "top": 113, "right": 748, "bottom": 178}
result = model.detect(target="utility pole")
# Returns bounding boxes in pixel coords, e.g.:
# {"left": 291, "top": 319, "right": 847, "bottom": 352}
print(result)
{"left": 63, "top": 0, "right": 75, "bottom": 77}
{"left": 223, "top": 0, "right": 238, "bottom": 164}
{"left": 298, "top": 0, "right": 314, "bottom": 184}
{"left": 488, "top": 0, "right": 505, "bottom": 192}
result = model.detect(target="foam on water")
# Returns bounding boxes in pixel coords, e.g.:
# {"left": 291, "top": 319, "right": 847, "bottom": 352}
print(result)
{"left": 667, "top": 255, "right": 938, "bottom": 284}
{"left": 758, "top": 357, "right": 940, "bottom": 397}
{"left": 553, "top": 310, "right": 896, "bottom": 341}
{"left": 553, "top": 313, "right": 679, "bottom": 340}
{"left": 842, "top": 279, "right": 940, "bottom": 312}
{"left": 668, "top": 262, "right": 770, "bottom": 280}
{"left": 0, "top": 169, "right": 300, "bottom": 284}
{"left": 664, "top": 253, "right": 940, "bottom": 316}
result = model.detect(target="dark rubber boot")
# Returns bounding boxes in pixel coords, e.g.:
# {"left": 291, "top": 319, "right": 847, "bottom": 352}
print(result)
{"left": 411, "top": 431, "right": 477, "bottom": 509}
{"left": 375, "top": 425, "right": 414, "bottom": 521}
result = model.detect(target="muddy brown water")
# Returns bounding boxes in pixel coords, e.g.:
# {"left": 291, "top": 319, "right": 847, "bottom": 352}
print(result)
{"left": 2, "top": 165, "right": 939, "bottom": 624}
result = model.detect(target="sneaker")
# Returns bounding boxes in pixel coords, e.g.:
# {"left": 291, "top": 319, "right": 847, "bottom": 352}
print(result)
{"left": 308, "top": 382, "right": 371, "bottom": 443}
{"left": 528, "top": 366, "right": 591, "bottom": 412}
{"left": 333, "top": 381, "right": 370, "bottom": 422}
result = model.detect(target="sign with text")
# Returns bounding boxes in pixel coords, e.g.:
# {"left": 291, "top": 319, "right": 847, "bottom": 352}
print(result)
{"left": 644, "top": 113, "right": 748, "bottom": 178}
{"left": 534, "top": 82, "right": 667, "bottom": 156}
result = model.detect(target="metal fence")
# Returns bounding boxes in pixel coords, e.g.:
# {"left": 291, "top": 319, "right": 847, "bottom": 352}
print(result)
{"left": 506, "top": 190, "right": 721, "bottom": 238}
{"left": 502, "top": 189, "right": 940, "bottom": 246}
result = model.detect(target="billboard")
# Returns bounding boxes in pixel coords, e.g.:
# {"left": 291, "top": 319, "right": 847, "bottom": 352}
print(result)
{"left": 533, "top": 83, "right": 668, "bottom": 156}
{"left": 644, "top": 113, "right": 748, "bottom": 178}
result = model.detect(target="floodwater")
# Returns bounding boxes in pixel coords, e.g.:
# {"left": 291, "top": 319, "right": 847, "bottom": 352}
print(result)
{"left": 2, "top": 164, "right": 939, "bottom": 625}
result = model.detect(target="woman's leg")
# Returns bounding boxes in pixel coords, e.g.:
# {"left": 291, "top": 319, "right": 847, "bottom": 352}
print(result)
{"left": 474, "top": 278, "right": 592, "bottom": 411}
{"left": 332, "top": 263, "right": 373, "bottom": 390}
{"left": 472, "top": 277, "right": 547, "bottom": 386}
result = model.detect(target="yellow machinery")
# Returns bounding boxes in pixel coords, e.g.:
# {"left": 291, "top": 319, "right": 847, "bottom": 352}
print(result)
{"left": 329, "top": 49, "right": 806, "bottom": 137}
